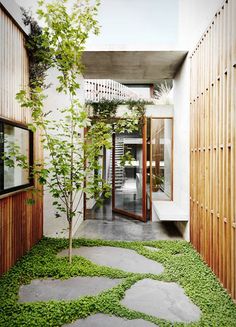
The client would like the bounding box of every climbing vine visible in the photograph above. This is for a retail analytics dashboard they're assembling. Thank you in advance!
[86,98,153,122]
[126,99,153,118]
[21,8,51,89]
[86,99,122,119]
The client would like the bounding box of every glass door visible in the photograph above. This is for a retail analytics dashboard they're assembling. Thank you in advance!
[112,120,147,221]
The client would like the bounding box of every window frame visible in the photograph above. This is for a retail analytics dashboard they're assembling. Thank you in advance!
[150,117,174,202]
[0,118,34,196]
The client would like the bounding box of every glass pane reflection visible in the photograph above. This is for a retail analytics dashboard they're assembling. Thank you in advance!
[151,118,172,201]
[114,131,143,217]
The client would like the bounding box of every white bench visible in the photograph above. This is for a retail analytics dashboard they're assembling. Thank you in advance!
[152,201,189,221]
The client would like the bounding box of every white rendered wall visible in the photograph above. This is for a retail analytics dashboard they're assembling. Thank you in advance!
[126,86,151,99]
[173,59,190,240]
[43,69,85,237]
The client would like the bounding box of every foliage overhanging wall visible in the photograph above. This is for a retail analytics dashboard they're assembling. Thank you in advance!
[190,0,236,299]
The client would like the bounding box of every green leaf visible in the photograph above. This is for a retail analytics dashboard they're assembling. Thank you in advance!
[26,198,35,205]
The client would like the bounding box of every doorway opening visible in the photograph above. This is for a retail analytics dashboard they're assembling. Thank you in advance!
[84,117,173,222]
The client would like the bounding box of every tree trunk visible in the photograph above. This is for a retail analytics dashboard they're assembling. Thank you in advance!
[68,220,73,264]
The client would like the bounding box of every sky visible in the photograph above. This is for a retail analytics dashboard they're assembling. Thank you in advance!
[15,0,179,48]
[87,0,179,47]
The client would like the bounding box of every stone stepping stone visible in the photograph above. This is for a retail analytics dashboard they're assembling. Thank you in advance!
[18,277,121,302]
[63,313,158,327]
[58,246,164,274]
[121,279,201,323]
[144,246,160,252]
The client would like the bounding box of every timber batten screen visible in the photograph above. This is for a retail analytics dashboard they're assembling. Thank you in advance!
[190,0,236,300]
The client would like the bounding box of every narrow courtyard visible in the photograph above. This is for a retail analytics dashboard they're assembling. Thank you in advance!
[0,0,236,326]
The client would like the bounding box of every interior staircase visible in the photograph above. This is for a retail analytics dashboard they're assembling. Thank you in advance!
[108,139,125,189]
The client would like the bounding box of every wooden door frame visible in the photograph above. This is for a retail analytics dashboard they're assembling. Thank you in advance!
[149,116,153,221]
[112,117,147,222]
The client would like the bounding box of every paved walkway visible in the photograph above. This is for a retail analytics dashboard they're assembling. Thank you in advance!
[19,246,201,326]
[79,197,182,241]
[64,314,157,327]
[121,279,201,323]
[74,219,182,241]
[58,246,164,274]
[19,277,122,302]
[17,199,193,326]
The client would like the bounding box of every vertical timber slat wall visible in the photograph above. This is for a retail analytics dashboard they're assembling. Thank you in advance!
[0,7,43,275]
[190,0,236,300]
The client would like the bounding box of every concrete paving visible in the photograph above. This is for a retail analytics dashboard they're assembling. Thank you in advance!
[74,220,182,241]
[144,246,160,252]
[18,277,122,302]
[58,246,164,274]
[80,197,182,241]
[63,314,158,327]
[121,279,201,323]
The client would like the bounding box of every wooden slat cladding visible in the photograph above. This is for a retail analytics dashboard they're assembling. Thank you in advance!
[190,0,236,300]
[0,7,30,123]
[0,188,43,275]
[0,8,43,275]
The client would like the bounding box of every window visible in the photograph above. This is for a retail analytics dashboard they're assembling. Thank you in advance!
[150,118,173,201]
[0,119,33,195]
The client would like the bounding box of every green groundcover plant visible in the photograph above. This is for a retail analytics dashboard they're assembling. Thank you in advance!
[0,238,236,327]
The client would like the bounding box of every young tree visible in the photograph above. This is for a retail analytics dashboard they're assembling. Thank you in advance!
[9,0,103,264]
[3,0,143,264]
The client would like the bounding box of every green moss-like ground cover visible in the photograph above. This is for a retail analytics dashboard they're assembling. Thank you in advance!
[0,238,236,327]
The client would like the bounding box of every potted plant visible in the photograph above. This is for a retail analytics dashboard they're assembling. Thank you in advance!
[152,174,164,192]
